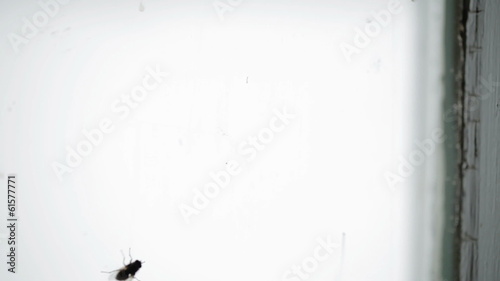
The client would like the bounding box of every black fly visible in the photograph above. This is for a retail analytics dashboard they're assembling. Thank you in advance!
[102,249,144,281]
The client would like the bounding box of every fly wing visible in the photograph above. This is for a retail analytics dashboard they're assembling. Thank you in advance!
[108,269,133,281]
[107,271,120,281]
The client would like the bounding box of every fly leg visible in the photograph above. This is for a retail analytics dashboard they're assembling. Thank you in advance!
[121,249,127,266]
[128,248,133,264]
[101,269,119,274]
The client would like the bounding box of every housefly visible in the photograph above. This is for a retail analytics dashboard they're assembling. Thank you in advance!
[102,249,144,281]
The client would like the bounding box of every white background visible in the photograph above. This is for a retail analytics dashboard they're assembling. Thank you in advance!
[0,0,422,281]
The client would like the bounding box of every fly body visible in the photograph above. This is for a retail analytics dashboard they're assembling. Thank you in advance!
[103,249,144,281]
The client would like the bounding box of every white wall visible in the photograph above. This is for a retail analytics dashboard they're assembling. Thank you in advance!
[0,1,438,281]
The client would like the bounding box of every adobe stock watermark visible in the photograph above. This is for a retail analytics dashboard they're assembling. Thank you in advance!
[51,65,169,182]
[213,0,244,21]
[385,74,500,188]
[443,74,500,126]
[464,74,500,113]
[8,0,71,54]
[178,105,296,224]
[384,128,445,188]
[340,0,403,63]
[282,233,345,281]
